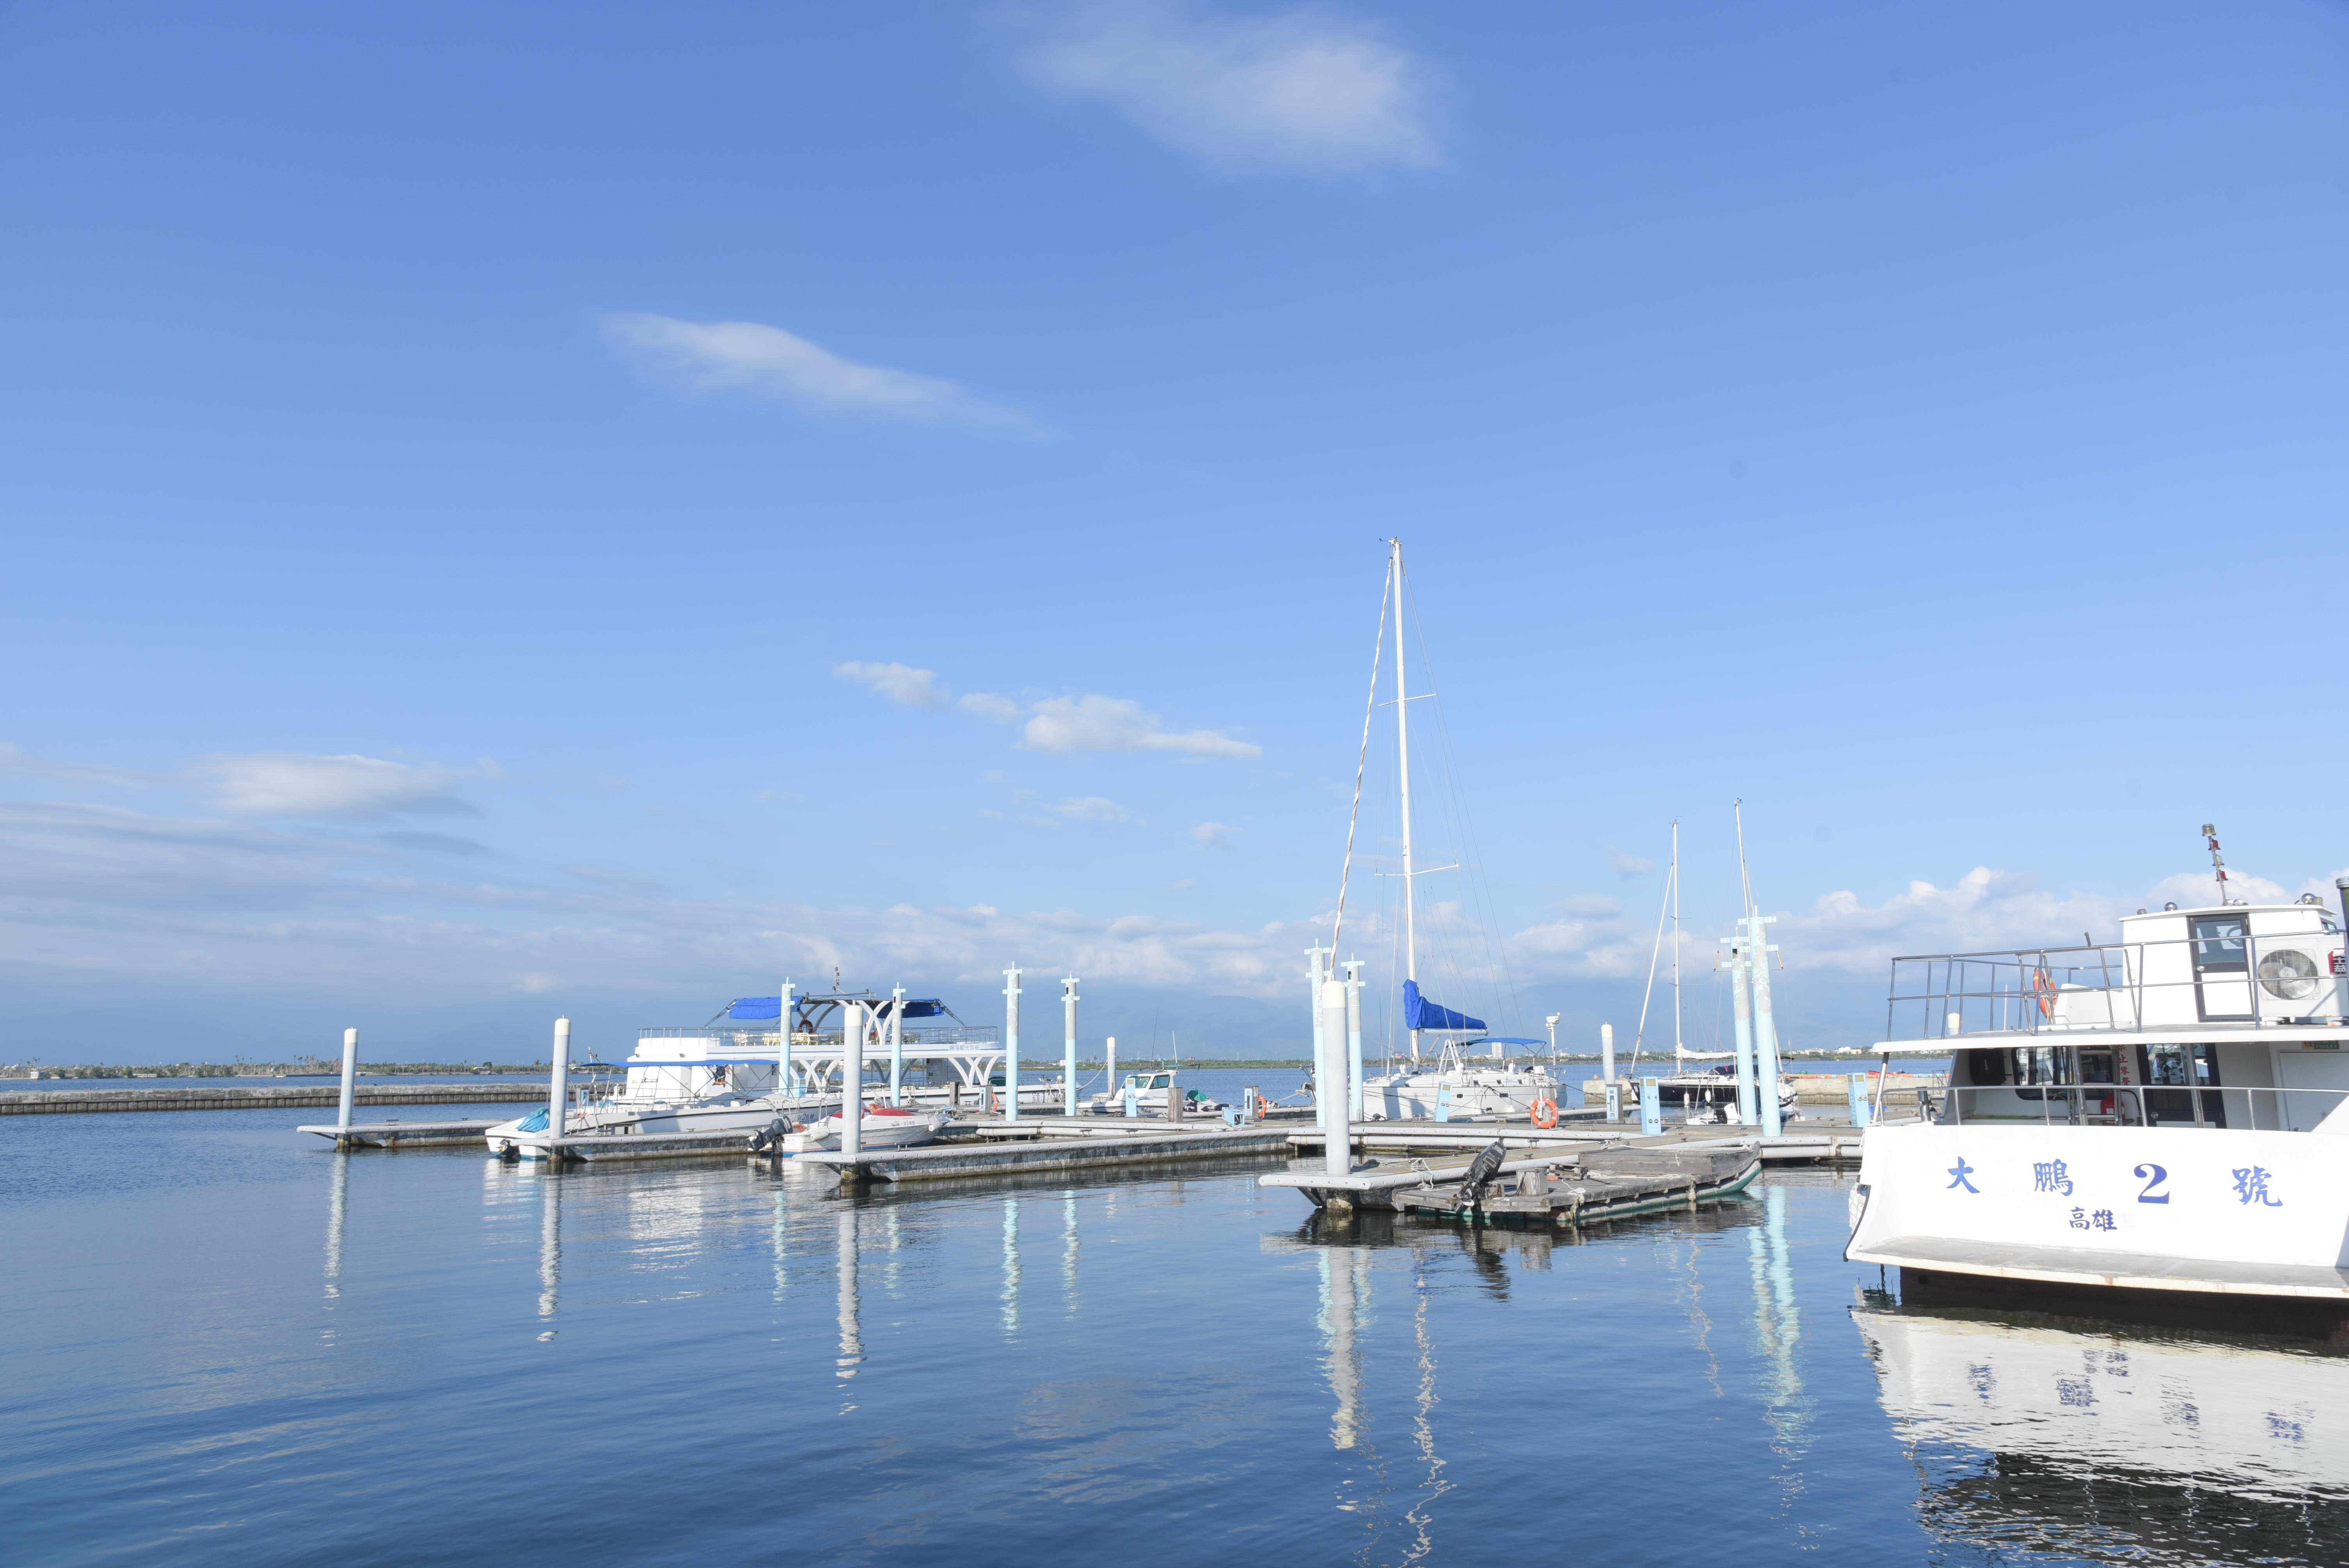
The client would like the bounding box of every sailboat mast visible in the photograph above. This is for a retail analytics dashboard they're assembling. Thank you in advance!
[1391,538,1418,1062]
[1671,818,1683,1068]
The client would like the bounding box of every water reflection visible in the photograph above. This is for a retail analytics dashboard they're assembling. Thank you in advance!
[836,1208,862,1406]
[1317,1245,1370,1449]
[321,1153,348,1322]
[1001,1196,1021,1338]
[1748,1185,1812,1522]
[537,1171,561,1333]
[1062,1193,1080,1319]
[1857,1305,2349,1563]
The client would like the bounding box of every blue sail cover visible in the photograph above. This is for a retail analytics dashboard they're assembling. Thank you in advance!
[726,996,947,1020]
[1402,980,1485,1033]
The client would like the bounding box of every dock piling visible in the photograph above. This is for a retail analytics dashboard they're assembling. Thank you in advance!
[1002,966,1022,1124]
[1319,979,1351,1179]
[547,1016,571,1160]
[841,1002,863,1158]
[335,1027,358,1145]
[1061,975,1080,1117]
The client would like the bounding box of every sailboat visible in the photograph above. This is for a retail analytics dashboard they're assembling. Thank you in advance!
[1344,539,1561,1123]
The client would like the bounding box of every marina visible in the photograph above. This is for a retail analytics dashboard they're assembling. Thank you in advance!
[13,1100,2347,1566]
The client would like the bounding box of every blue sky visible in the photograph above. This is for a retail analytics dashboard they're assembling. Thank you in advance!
[4,2,2346,1063]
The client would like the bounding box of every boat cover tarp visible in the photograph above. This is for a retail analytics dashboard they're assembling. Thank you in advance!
[1403,980,1484,1033]
[726,996,947,1020]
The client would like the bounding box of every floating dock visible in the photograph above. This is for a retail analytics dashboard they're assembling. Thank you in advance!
[298,1118,505,1149]
[5,1082,546,1116]
[1285,1117,1873,1165]
[791,1122,1294,1191]
[1262,1136,1763,1221]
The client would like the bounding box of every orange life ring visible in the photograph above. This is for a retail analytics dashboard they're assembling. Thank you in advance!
[1530,1097,1558,1129]
[1257,1094,1273,1117]
[2031,965,2057,1019]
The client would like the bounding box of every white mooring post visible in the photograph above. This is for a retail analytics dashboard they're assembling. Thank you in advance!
[1748,913,1784,1137]
[1343,959,1365,1121]
[1728,939,1757,1126]
[840,1002,863,1158]
[1320,979,1352,1179]
[548,1016,571,1158]
[1061,975,1080,1117]
[1002,966,1022,1123]
[1600,1021,1616,1091]
[779,978,796,1099]
[1306,946,1330,1132]
[889,984,905,1108]
[336,1027,359,1131]
[1105,1036,1116,1113]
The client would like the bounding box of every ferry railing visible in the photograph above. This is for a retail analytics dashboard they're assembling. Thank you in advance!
[633,1025,1003,1049]
[1931,1082,2349,1132]
[1884,930,2346,1041]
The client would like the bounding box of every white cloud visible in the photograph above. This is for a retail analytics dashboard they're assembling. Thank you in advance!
[1022,694,1260,758]
[960,692,1025,723]
[1192,821,1238,847]
[834,660,949,708]
[1007,1,1440,173]
[1607,846,1654,878]
[604,313,1028,427]
[1055,796,1136,823]
[191,753,489,820]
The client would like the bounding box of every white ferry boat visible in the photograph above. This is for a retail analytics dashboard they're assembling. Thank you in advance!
[485,988,1058,1156]
[1846,871,2349,1332]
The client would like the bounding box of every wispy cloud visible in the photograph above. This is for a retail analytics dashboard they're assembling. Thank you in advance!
[191,753,493,821]
[0,743,154,789]
[605,313,1030,428]
[855,674,1259,760]
[1192,821,1238,847]
[1021,694,1260,758]
[1054,796,1136,823]
[1607,846,1654,878]
[959,692,1024,723]
[1005,0,1440,174]
[834,661,950,708]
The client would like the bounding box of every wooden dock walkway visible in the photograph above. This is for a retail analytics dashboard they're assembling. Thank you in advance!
[4,1082,547,1116]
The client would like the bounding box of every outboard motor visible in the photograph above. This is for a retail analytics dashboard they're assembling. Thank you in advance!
[1460,1138,1509,1211]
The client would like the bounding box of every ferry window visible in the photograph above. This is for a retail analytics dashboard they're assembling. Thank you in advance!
[2322,912,2340,933]
[1962,1049,2010,1086]
[2190,914,2248,972]
[2146,1046,2191,1087]
[2078,1049,2116,1086]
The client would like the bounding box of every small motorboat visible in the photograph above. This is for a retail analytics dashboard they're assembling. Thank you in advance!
[781,1102,953,1153]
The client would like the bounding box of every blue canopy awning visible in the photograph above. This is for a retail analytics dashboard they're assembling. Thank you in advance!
[727,996,947,1020]
[1403,980,1485,1033]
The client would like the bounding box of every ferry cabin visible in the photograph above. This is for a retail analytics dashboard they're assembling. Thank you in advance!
[1847,893,2349,1320]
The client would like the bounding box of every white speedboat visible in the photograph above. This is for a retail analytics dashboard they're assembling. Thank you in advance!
[1847,863,2349,1330]
[780,1103,953,1153]
[1087,1071,1223,1116]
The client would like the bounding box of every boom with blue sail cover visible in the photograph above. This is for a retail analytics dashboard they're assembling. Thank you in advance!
[1402,980,1485,1033]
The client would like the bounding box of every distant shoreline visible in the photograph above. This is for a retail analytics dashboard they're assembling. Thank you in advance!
[2,1047,1934,1081]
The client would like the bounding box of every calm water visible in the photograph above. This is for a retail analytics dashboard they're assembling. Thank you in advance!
[5,1095,2344,1566]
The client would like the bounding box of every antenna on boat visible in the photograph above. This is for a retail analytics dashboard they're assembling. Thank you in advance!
[1671,819,1684,1071]
[2203,823,2236,904]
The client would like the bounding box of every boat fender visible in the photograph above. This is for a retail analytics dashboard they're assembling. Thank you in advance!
[1530,1097,1558,1130]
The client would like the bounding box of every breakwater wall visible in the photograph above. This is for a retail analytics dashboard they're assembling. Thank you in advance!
[0,1083,548,1116]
